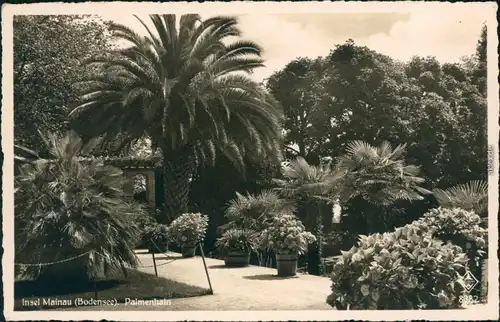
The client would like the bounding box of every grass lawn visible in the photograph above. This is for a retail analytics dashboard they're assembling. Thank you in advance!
[14,268,212,311]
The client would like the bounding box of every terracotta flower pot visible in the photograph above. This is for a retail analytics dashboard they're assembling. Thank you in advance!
[276,253,298,276]
[224,250,251,267]
[181,244,196,258]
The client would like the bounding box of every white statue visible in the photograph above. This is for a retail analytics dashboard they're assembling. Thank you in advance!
[332,198,342,224]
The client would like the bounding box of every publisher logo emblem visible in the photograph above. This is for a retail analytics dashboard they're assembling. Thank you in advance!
[461,271,479,293]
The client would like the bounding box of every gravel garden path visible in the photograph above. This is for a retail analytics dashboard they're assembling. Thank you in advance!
[57,250,491,313]
[132,250,333,311]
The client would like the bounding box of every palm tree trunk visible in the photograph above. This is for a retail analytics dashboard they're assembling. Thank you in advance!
[161,146,195,224]
[306,202,323,276]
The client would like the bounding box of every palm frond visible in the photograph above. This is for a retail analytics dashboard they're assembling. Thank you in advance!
[433,180,488,216]
[338,141,429,206]
[71,14,282,172]
[15,132,144,280]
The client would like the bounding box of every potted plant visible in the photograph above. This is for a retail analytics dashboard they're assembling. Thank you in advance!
[260,214,316,276]
[144,223,169,253]
[215,228,259,267]
[135,211,158,249]
[168,213,209,258]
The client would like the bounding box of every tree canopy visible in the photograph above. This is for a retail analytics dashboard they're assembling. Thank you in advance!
[266,33,487,189]
[14,15,113,155]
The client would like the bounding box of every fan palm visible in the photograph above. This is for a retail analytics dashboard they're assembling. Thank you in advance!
[69,14,283,224]
[433,180,488,218]
[273,141,431,274]
[15,131,144,282]
[221,190,294,267]
[273,157,344,275]
[222,190,294,232]
[273,157,346,202]
[337,141,432,205]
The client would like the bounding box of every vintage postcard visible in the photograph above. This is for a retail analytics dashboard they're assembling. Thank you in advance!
[2,1,499,321]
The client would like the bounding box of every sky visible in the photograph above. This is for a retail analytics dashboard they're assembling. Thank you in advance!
[101,7,487,82]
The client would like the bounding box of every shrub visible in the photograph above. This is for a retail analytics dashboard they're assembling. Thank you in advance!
[326,222,468,309]
[419,207,487,253]
[215,228,260,253]
[15,132,143,282]
[135,210,158,247]
[143,223,169,251]
[260,214,316,255]
[168,213,209,245]
[418,207,488,299]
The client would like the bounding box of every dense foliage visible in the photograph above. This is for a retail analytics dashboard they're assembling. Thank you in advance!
[15,132,143,281]
[267,34,487,189]
[215,229,260,253]
[260,214,316,255]
[418,207,488,298]
[327,206,487,309]
[14,15,112,156]
[13,15,488,302]
[327,221,469,309]
[418,208,487,252]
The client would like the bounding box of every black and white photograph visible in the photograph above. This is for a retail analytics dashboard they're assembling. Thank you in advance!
[2,2,499,321]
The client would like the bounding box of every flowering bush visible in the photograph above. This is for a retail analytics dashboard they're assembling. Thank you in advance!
[167,213,209,245]
[326,222,468,310]
[419,207,487,252]
[260,214,316,255]
[418,207,488,299]
[215,229,260,253]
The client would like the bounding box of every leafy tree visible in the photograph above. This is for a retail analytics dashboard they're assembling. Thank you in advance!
[309,40,414,160]
[403,56,487,187]
[14,15,112,155]
[266,57,326,162]
[469,24,487,94]
[269,36,487,189]
[69,14,283,224]
[15,132,144,282]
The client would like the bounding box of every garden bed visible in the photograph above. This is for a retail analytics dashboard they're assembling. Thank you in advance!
[14,268,211,311]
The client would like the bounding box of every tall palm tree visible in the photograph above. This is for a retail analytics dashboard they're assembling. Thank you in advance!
[15,131,144,282]
[69,14,283,224]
